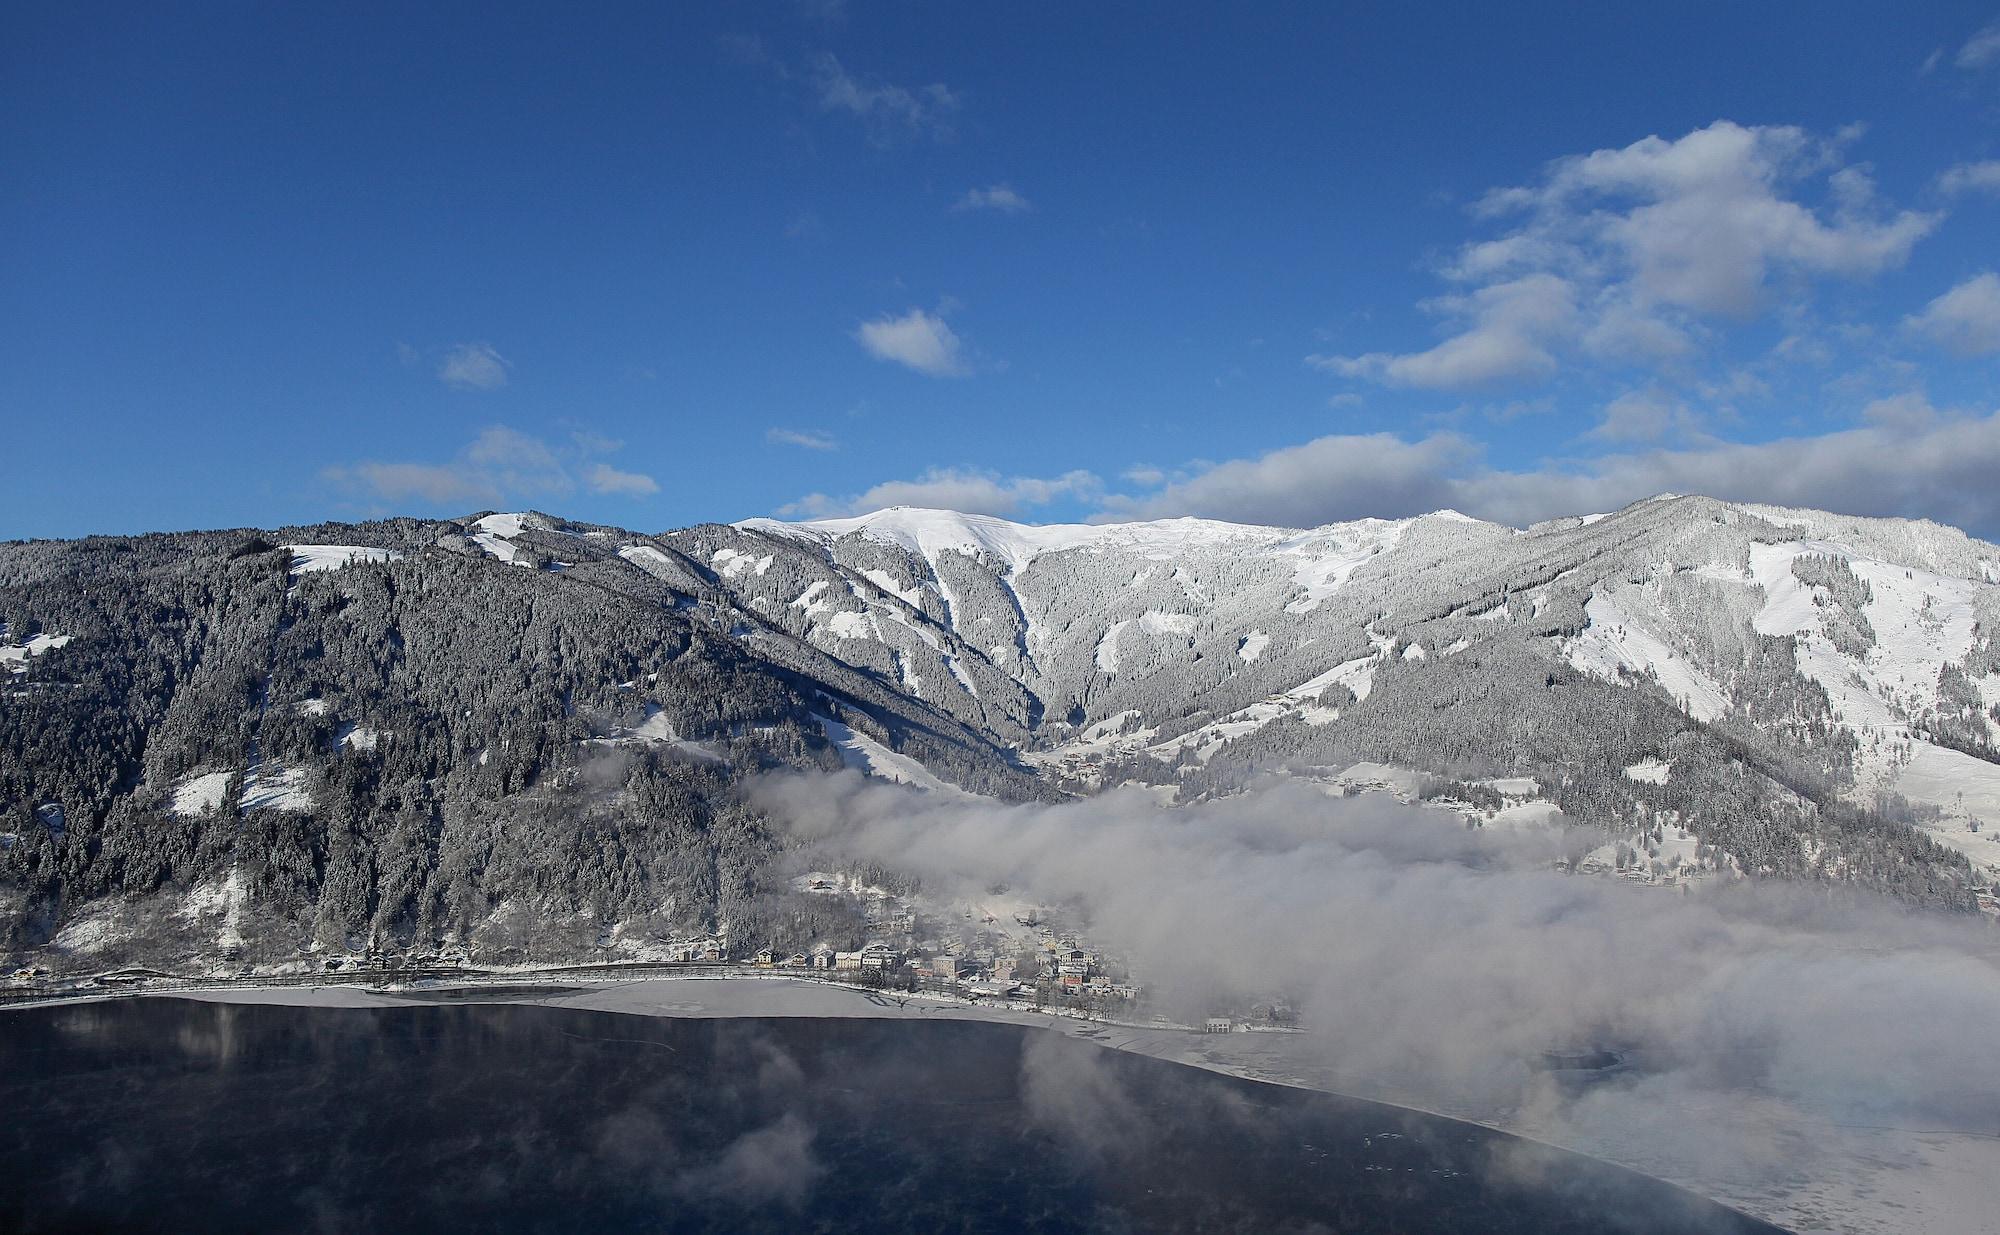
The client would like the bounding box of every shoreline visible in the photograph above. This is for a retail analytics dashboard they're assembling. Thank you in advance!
[9,971,1997,1234]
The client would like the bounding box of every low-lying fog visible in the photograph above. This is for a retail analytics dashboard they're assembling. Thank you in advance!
[752,770,2000,1226]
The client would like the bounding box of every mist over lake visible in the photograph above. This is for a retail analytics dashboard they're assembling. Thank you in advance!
[0,998,1781,1235]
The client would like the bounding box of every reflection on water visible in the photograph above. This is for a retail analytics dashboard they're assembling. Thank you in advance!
[0,999,1785,1234]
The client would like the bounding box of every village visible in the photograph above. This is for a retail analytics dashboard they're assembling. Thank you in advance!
[645,869,1153,1012]
[539,868,1301,1033]
[2,864,1305,1032]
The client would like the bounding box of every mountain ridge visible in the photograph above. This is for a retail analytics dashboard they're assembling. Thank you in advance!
[2,492,1995,974]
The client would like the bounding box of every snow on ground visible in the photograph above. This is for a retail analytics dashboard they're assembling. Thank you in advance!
[466,514,551,567]
[1751,540,1981,705]
[823,611,874,641]
[1289,655,1380,704]
[240,765,312,813]
[943,654,979,697]
[170,770,235,817]
[1020,711,1158,772]
[1281,522,1408,614]
[1094,621,1127,673]
[1483,798,1567,830]
[586,705,725,763]
[473,513,528,538]
[1146,699,1299,764]
[1623,759,1672,785]
[1139,610,1196,637]
[872,603,941,650]
[791,580,832,614]
[1564,592,1729,722]
[0,630,72,675]
[861,568,923,608]
[284,545,402,576]
[1895,742,2000,874]
[618,544,673,571]
[1237,630,1269,662]
[1317,761,1429,797]
[1745,539,1987,798]
[471,533,533,567]
[1481,777,1540,796]
[1746,542,1820,637]
[1095,650,1393,765]
[749,507,1293,577]
[812,713,962,794]
[1850,557,1981,687]
[51,912,120,955]
[713,547,775,579]
[179,873,229,923]
[335,723,381,752]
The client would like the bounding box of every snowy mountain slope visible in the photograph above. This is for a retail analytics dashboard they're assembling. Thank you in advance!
[713,497,2000,886]
[3,494,1997,979]
[715,507,1508,743]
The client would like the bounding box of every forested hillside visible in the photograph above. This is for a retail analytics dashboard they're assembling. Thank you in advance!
[2,496,1995,975]
[0,517,1039,972]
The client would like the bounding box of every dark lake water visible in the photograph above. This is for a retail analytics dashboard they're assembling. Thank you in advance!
[0,998,1784,1234]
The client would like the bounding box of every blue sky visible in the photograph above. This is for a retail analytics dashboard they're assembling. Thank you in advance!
[7,3,2000,539]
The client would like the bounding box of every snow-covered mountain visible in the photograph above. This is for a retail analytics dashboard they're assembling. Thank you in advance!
[3,493,1996,975]
[688,496,2000,883]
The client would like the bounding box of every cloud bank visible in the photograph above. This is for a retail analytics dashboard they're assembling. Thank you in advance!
[325,426,659,510]
[750,771,2000,1209]
[778,466,1101,520]
[1095,402,2000,534]
[1315,121,1936,391]
[796,396,2000,538]
[1906,273,2000,357]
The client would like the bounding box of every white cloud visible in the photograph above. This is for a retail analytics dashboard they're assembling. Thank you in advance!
[1955,19,2000,69]
[1102,433,1477,526]
[779,467,1101,519]
[1319,122,1938,390]
[437,342,511,391]
[330,460,507,507]
[1938,160,2000,196]
[1311,274,1575,389]
[810,53,958,143]
[326,426,657,509]
[1905,273,2000,356]
[585,462,661,497]
[766,427,839,451]
[953,184,1032,214]
[1586,388,1708,443]
[853,308,971,377]
[1101,403,2000,537]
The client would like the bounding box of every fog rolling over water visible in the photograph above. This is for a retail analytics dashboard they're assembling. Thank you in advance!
[753,771,2000,1190]
[0,999,1781,1235]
